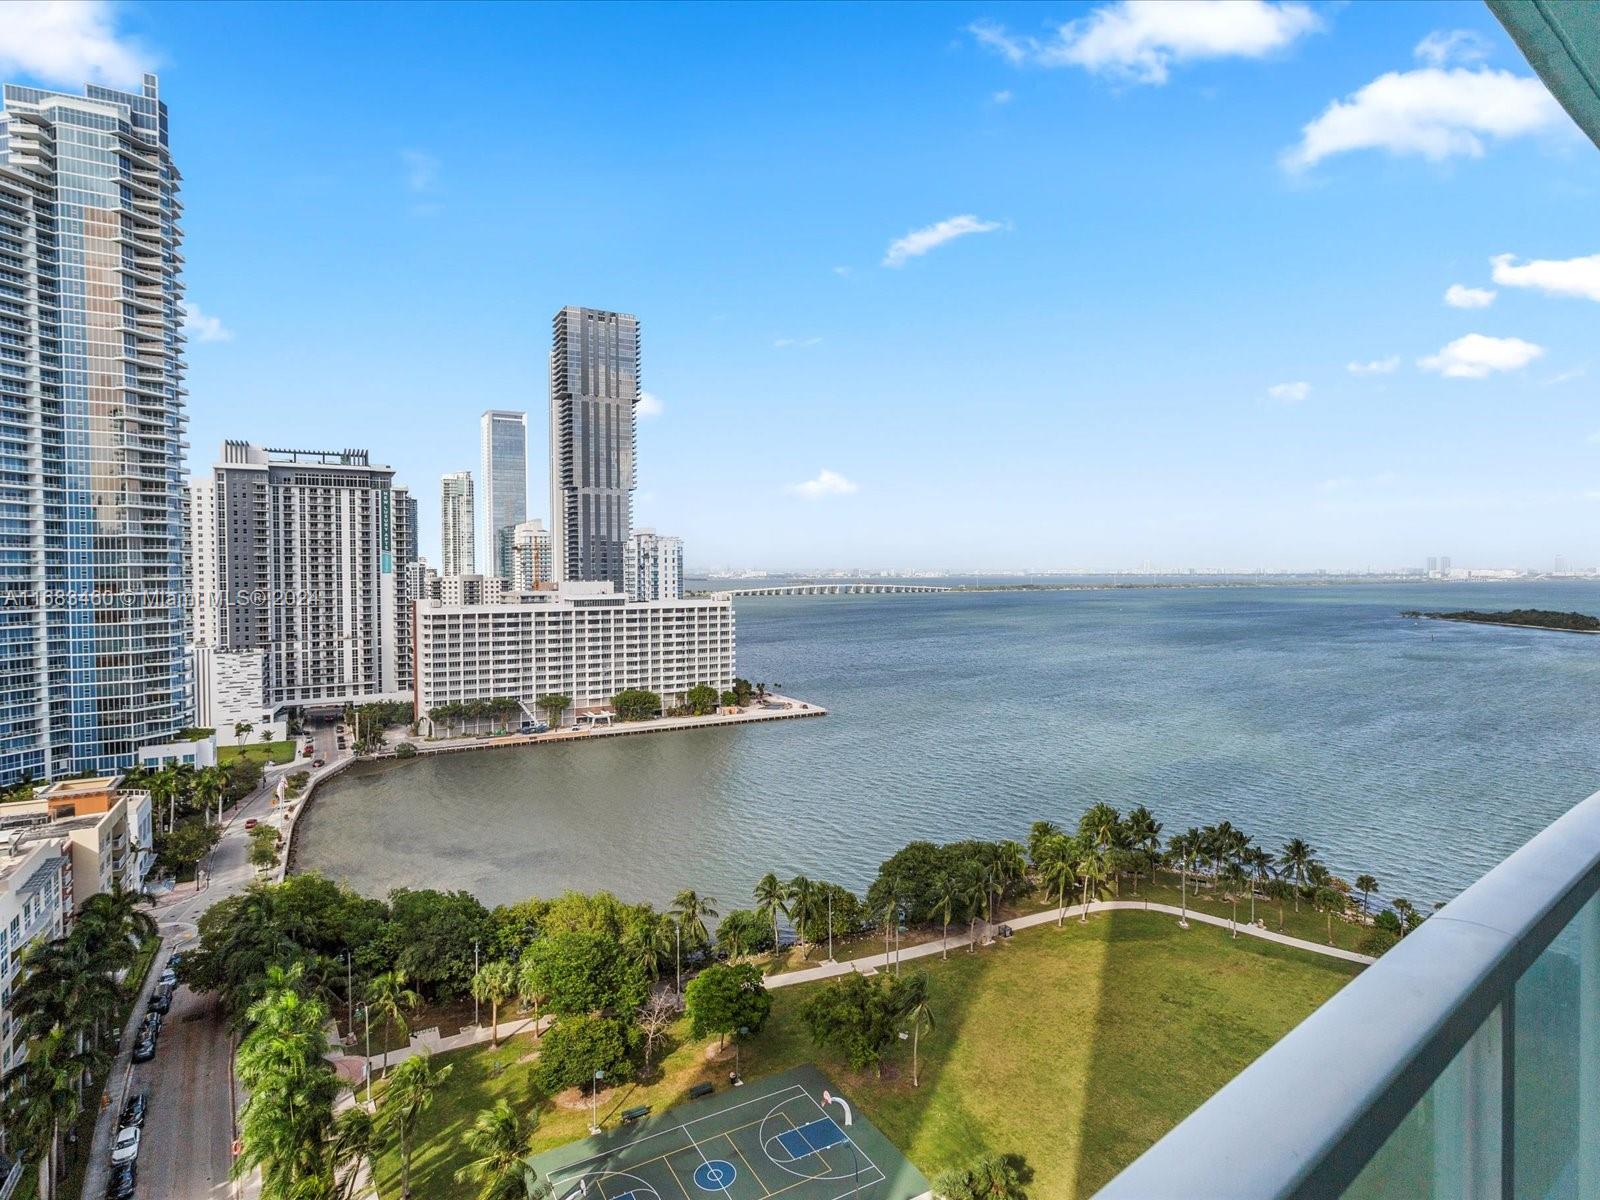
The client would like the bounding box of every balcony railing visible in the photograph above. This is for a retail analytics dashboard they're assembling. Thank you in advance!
[1096,787,1600,1199]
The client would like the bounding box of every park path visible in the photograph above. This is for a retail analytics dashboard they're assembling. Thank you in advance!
[335,899,1374,1080]
[763,898,1376,988]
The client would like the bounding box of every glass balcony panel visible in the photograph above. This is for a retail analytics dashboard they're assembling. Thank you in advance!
[1513,890,1600,1200]
[1343,1006,1502,1200]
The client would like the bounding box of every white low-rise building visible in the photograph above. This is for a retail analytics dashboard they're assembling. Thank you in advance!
[193,646,287,744]
[414,582,734,722]
[0,830,72,1074]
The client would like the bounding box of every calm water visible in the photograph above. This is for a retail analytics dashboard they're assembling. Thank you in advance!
[293,582,1600,911]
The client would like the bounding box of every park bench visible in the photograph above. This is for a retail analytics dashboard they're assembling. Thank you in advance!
[688,1082,714,1100]
[620,1105,651,1124]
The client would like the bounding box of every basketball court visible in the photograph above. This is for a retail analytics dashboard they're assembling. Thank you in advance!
[528,1065,930,1200]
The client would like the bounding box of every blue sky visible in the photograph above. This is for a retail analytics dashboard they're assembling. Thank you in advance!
[3,1,1598,571]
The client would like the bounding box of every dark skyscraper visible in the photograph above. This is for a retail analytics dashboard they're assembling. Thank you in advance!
[549,306,638,588]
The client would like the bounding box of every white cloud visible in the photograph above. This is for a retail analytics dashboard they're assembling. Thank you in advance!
[1347,356,1400,375]
[1547,366,1587,387]
[400,149,440,193]
[832,265,852,277]
[1418,333,1544,379]
[773,337,822,349]
[1283,67,1564,171]
[636,390,663,418]
[788,469,859,500]
[1445,283,1496,309]
[180,301,232,344]
[992,89,1014,105]
[882,214,1003,268]
[1414,29,1491,68]
[1267,380,1311,402]
[970,1,1321,86]
[0,1,150,87]
[1490,252,1600,302]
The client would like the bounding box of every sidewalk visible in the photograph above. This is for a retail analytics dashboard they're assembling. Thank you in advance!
[763,898,1376,989]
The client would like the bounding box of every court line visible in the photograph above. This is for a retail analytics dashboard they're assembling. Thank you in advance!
[662,1154,696,1200]
[548,1084,811,1180]
[553,1100,815,1185]
[794,1092,887,1191]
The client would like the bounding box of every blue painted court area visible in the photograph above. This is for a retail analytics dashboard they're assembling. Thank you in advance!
[774,1118,848,1159]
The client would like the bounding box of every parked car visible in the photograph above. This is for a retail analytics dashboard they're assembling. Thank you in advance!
[244,818,258,830]
[158,967,176,987]
[132,1033,156,1063]
[302,744,313,757]
[110,1125,141,1165]
[142,1012,162,1038]
[120,1091,148,1129]
[312,758,325,768]
[146,987,170,1016]
[106,1161,136,1200]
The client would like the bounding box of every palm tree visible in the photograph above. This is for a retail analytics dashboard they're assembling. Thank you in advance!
[931,871,960,958]
[1244,846,1275,926]
[1037,836,1076,928]
[753,872,788,957]
[454,1099,538,1200]
[516,954,551,1037]
[932,1152,1029,1200]
[470,960,518,1046]
[1079,803,1123,853]
[385,1051,454,1198]
[622,914,672,982]
[904,988,935,1088]
[1,1026,106,1200]
[1279,838,1318,912]
[234,719,253,747]
[365,970,420,1076]
[1356,874,1379,914]
[669,889,718,949]
[1169,827,1202,928]
[1124,805,1162,894]
[1074,846,1106,925]
[784,877,818,951]
[1221,862,1249,937]
[1026,820,1063,868]
[194,764,227,825]
[957,867,987,953]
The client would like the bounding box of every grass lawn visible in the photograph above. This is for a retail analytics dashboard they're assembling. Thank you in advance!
[370,910,1360,1200]
[218,739,296,766]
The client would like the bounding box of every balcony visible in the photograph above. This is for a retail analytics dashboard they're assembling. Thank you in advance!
[1096,788,1600,1199]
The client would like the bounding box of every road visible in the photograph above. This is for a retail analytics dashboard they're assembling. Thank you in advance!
[82,723,344,1200]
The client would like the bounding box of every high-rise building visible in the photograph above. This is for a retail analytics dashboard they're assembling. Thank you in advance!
[200,442,406,709]
[393,485,419,689]
[511,520,554,590]
[480,411,527,579]
[440,471,475,576]
[624,529,684,601]
[549,307,639,589]
[0,76,188,783]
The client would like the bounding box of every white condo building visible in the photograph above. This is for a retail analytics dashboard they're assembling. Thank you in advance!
[624,529,684,601]
[193,443,408,710]
[512,520,554,590]
[414,583,734,721]
[440,470,476,576]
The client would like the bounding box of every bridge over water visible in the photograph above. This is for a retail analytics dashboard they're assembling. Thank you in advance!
[705,582,952,599]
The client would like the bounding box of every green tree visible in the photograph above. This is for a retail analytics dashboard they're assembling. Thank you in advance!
[670,888,719,952]
[799,970,929,1078]
[903,976,935,1087]
[1279,837,1319,912]
[753,872,788,955]
[610,688,662,721]
[1025,821,1063,869]
[366,970,420,1076]
[713,909,772,958]
[453,1099,539,1200]
[932,1152,1030,1200]
[384,1050,453,1199]
[685,962,773,1048]
[249,824,280,870]
[1355,874,1379,914]
[533,1014,637,1094]
[535,693,571,729]
[1,1026,107,1200]
[519,930,649,1019]
[685,683,719,716]
[470,960,519,1047]
[388,888,491,999]
[1035,835,1078,928]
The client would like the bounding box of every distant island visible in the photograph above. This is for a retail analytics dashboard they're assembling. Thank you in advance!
[1402,608,1600,634]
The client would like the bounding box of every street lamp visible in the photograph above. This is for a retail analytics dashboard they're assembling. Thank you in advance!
[473,940,480,1028]
[733,1025,749,1085]
[590,1070,605,1135]
[342,950,354,1037]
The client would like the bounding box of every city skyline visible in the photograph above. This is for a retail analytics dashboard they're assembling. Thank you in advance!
[2,3,1597,577]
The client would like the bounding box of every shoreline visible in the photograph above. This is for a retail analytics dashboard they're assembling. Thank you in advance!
[1405,612,1600,636]
[282,695,827,876]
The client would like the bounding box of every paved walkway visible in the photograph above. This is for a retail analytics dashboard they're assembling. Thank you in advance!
[764,898,1375,988]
